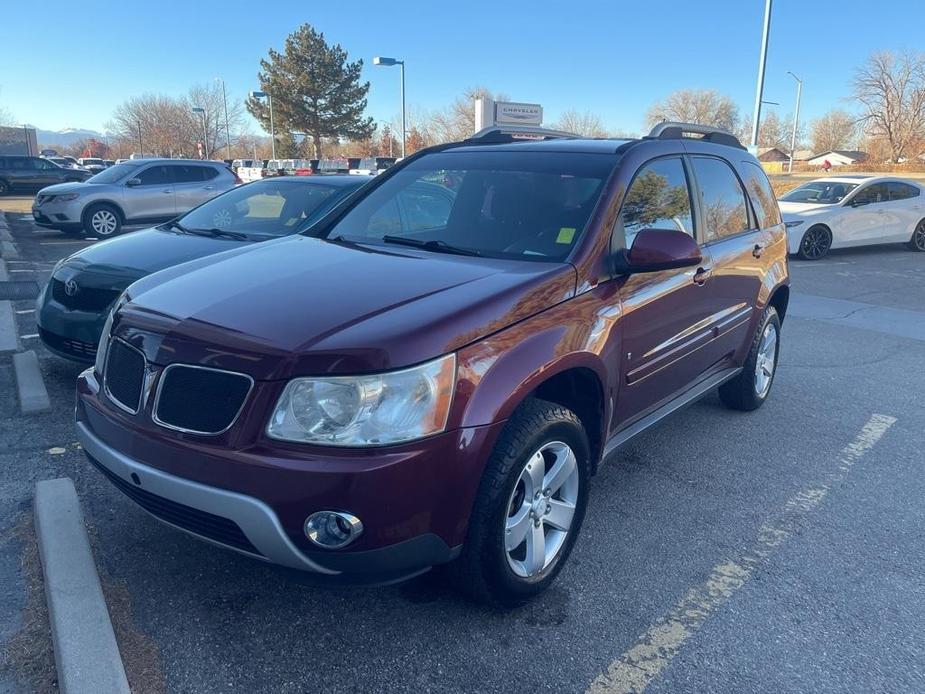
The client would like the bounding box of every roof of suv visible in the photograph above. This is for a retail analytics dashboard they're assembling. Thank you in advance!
[448,138,634,155]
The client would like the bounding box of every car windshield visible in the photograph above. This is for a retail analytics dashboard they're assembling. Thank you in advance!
[86,161,142,183]
[319,150,615,261]
[83,159,103,165]
[780,181,858,204]
[178,179,356,238]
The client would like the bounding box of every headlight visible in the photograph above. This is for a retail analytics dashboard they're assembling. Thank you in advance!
[267,354,456,446]
[784,220,804,228]
[94,292,129,377]
[57,193,80,202]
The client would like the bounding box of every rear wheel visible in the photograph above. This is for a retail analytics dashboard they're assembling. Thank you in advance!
[798,225,831,260]
[82,203,122,237]
[719,306,781,411]
[448,398,590,606]
[909,219,925,252]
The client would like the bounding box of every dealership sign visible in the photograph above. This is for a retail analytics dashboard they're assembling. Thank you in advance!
[494,102,543,126]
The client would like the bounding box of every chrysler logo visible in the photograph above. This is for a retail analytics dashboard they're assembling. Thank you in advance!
[64,279,80,297]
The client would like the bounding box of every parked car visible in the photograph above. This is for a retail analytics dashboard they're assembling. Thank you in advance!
[103,159,116,167]
[42,156,82,170]
[779,175,925,259]
[0,155,91,195]
[32,159,237,236]
[349,157,396,176]
[78,157,107,174]
[38,175,366,362]
[76,122,789,605]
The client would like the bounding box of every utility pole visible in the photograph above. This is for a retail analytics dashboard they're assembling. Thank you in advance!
[787,71,803,174]
[750,0,773,150]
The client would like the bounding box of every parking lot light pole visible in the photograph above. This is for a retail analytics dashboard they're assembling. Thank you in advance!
[191,107,208,159]
[750,0,773,150]
[787,71,803,174]
[216,77,232,159]
[249,91,276,159]
[373,56,405,158]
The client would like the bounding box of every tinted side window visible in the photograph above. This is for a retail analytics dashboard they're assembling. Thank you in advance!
[620,157,694,247]
[9,158,34,170]
[169,165,210,183]
[135,166,169,185]
[691,157,750,241]
[889,182,920,200]
[854,183,888,204]
[202,167,219,181]
[741,162,782,229]
[32,158,54,170]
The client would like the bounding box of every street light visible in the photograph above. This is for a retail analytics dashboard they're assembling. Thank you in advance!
[216,77,232,159]
[749,0,773,150]
[191,107,208,159]
[373,56,405,158]
[249,91,275,159]
[787,71,803,174]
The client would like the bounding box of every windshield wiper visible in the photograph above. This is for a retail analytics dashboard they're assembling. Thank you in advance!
[185,227,249,241]
[381,234,481,257]
[161,219,192,234]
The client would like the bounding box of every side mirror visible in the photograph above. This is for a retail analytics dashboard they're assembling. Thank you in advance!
[614,228,702,275]
[125,178,141,187]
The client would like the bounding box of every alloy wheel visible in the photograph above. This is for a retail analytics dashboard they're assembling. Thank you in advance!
[913,221,925,251]
[754,321,778,398]
[800,227,830,259]
[91,210,118,235]
[212,209,233,228]
[504,440,580,578]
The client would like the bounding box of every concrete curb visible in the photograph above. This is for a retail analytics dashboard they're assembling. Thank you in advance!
[0,300,18,353]
[0,240,18,259]
[34,478,130,694]
[0,258,8,281]
[13,350,50,413]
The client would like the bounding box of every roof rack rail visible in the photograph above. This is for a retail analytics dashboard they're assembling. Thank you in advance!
[468,125,577,143]
[648,121,744,150]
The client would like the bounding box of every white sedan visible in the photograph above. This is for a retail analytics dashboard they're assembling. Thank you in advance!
[778,175,925,259]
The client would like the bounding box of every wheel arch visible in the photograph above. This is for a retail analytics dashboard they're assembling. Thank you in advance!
[767,284,790,323]
[82,200,126,223]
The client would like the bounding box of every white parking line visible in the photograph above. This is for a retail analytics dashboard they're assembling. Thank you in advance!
[20,333,39,339]
[586,413,897,694]
[15,309,35,315]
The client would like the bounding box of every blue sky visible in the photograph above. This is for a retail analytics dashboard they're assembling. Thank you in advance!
[2,0,923,136]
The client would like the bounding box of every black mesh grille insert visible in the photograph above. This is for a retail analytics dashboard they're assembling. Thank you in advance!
[39,327,98,361]
[51,278,120,312]
[87,454,262,556]
[105,340,145,412]
[155,366,252,434]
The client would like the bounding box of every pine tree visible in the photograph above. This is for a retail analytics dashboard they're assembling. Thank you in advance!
[247,24,374,159]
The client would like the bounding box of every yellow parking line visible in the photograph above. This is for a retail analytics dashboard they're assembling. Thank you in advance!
[586,413,898,694]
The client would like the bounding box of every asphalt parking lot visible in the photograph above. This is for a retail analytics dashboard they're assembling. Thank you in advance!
[1,208,924,693]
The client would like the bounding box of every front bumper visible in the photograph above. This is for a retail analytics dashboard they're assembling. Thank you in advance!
[37,285,113,362]
[32,198,85,228]
[76,369,504,577]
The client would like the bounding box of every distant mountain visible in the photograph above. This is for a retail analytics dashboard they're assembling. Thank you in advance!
[26,125,107,147]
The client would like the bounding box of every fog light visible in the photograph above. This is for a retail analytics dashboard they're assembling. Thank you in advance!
[304,511,363,549]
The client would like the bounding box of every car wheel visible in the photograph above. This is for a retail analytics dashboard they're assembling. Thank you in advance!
[908,218,925,252]
[83,204,122,237]
[448,398,590,606]
[797,225,831,260]
[0,180,8,196]
[719,305,781,411]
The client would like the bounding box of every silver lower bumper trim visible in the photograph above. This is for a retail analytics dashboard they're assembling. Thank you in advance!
[76,420,338,574]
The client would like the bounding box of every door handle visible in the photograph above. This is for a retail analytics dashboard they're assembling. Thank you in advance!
[752,243,765,258]
[162,189,173,194]
[693,266,711,286]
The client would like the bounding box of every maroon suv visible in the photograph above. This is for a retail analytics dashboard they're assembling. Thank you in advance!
[76,122,789,605]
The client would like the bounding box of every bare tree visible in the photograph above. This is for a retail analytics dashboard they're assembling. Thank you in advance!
[758,110,796,151]
[853,50,925,162]
[553,109,608,137]
[188,82,244,158]
[428,87,508,143]
[646,89,741,133]
[810,110,858,153]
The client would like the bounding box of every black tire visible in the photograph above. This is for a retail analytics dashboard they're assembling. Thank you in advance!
[908,218,925,252]
[719,306,781,411]
[0,179,9,196]
[59,228,84,236]
[797,224,831,260]
[82,203,122,236]
[447,398,590,607]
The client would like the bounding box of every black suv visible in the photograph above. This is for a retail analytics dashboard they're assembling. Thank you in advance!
[0,155,91,195]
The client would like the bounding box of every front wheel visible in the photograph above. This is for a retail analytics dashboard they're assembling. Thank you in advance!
[83,203,122,237]
[798,225,832,260]
[448,398,590,606]
[719,306,781,411]
[909,219,925,252]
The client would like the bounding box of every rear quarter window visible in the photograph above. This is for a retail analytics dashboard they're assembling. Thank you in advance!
[741,161,782,229]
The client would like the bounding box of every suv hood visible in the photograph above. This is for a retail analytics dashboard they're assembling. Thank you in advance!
[38,181,91,196]
[118,236,576,379]
[62,227,254,282]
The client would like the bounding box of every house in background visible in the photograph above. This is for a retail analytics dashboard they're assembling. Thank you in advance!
[806,150,868,167]
[793,149,815,162]
[757,147,789,162]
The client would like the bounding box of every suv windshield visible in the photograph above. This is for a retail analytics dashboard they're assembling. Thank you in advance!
[780,181,857,204]
[177,179,349,238]
[321,150,615,261]
[86,161,142,183]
